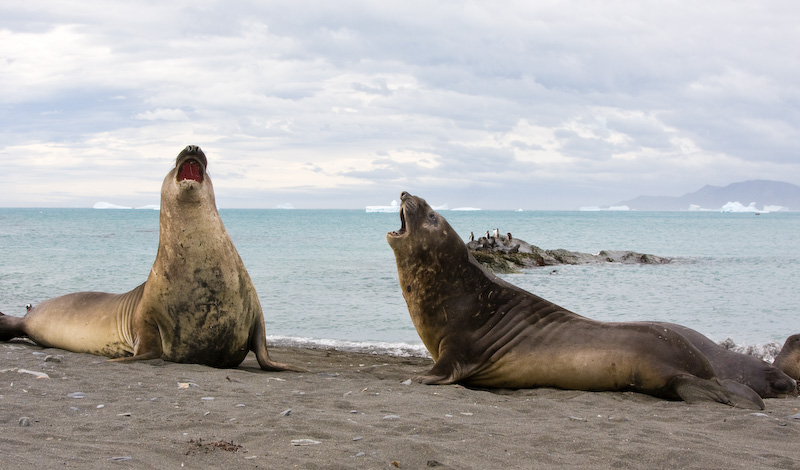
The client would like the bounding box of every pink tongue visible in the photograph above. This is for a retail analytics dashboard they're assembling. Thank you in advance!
[178,161,203,182]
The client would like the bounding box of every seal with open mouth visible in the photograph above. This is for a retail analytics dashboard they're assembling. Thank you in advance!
[0,145,301,372]
[387,191,764,408]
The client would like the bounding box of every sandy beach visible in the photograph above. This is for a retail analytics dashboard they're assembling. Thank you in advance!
[1,341,798,469]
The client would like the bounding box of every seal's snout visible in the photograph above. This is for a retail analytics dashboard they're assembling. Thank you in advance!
[175,145,208,183]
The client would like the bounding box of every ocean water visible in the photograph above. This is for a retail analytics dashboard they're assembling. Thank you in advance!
[1,208,798,357]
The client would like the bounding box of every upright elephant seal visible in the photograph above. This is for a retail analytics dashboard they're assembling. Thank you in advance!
[774,334,800,380]
[654,323,796,397]
[0,145,300,372]
[386,192,763,409]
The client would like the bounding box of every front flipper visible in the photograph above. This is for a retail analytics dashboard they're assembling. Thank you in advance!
[109,315,163,363]
[414,351,475,385]
[108,350,162,362]
[672,375,764,410]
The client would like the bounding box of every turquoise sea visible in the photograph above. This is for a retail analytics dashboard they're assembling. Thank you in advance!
[1,208,798,356]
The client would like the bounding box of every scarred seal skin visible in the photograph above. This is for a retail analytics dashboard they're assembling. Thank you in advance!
[0,146,301,372]
[774,334,800,381]
[387,192,764,409]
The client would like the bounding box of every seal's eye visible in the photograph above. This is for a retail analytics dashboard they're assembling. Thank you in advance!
[427,212,438,227]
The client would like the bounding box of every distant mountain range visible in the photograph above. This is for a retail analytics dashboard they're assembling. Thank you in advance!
[613,180,800,211]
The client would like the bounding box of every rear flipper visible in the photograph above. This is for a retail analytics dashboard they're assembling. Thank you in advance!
[672,375,764,410]
[0,312,27,342]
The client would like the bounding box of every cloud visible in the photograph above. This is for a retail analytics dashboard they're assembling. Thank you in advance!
[1,1,799,209]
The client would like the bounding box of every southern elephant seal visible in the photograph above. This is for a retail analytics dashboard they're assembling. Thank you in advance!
[386,192,763,409]
[654,323,796,397]
[774,334,800,380]
[0,145,300,372]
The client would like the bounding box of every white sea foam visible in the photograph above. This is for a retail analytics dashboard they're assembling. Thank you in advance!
[267,335,431,358]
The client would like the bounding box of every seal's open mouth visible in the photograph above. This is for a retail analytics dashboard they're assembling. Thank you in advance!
[177,159,204,183]
[388,208,406,238]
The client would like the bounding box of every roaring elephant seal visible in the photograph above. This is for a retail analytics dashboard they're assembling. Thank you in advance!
[654,323,796,397]
[0,145,300,372]
[774,334,800,380]
[386,192,763,409]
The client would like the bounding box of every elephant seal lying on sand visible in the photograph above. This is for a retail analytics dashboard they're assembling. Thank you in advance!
[386,192,763,409]
[0,145,300,372]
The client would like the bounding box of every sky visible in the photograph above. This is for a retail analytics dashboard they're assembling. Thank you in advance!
[2,1,799,210]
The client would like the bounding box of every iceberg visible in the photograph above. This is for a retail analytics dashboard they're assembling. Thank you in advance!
[366,200,400,213]
[93,201,132,209]
[719,201,768,213]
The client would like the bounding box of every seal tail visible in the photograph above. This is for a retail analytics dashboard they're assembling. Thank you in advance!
[0,311,27,342]
[672,375,764,410]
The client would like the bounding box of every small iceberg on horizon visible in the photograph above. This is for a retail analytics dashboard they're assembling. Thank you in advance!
[93,201,132,210]
[276,203,295,210]
[579,205,630,212]
[366,200,449,213]
[366,200,400,213]
[720,201,770,213]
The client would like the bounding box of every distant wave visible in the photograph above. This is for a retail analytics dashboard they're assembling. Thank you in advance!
[267,335,431,358]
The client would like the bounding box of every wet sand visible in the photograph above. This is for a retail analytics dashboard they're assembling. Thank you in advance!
[2,342,799,469]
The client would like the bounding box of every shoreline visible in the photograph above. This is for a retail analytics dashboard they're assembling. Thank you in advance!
[2,342,799,469]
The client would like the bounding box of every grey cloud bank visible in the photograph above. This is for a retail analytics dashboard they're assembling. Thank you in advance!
[1,1,799,209]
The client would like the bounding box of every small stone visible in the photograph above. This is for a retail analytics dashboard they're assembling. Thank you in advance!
[96,404,105,409]
[117,412,131,417]
[44,355,61,363]
[355,452,366,457]
[290,439,321,446]
[750,413,769,417]
[789,413,800,420]
[109,456,132,461]
[392,461,401,468]
[383,414,400,420]
[280,408,292,416]
[67,392,85,399]
[19,417,31,427]
[353,436,364,441]
[427,461,443,467]
[236,404,245,407]
[200,397,214,401]
[401,379,412,385]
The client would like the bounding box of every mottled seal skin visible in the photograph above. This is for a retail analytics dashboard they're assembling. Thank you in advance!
[0,145,300,372]
[655,323,796,398]
[774,334,800,381]
[387,192,764,409]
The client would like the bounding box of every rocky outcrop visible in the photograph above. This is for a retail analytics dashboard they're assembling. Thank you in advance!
[466,231,671,273]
